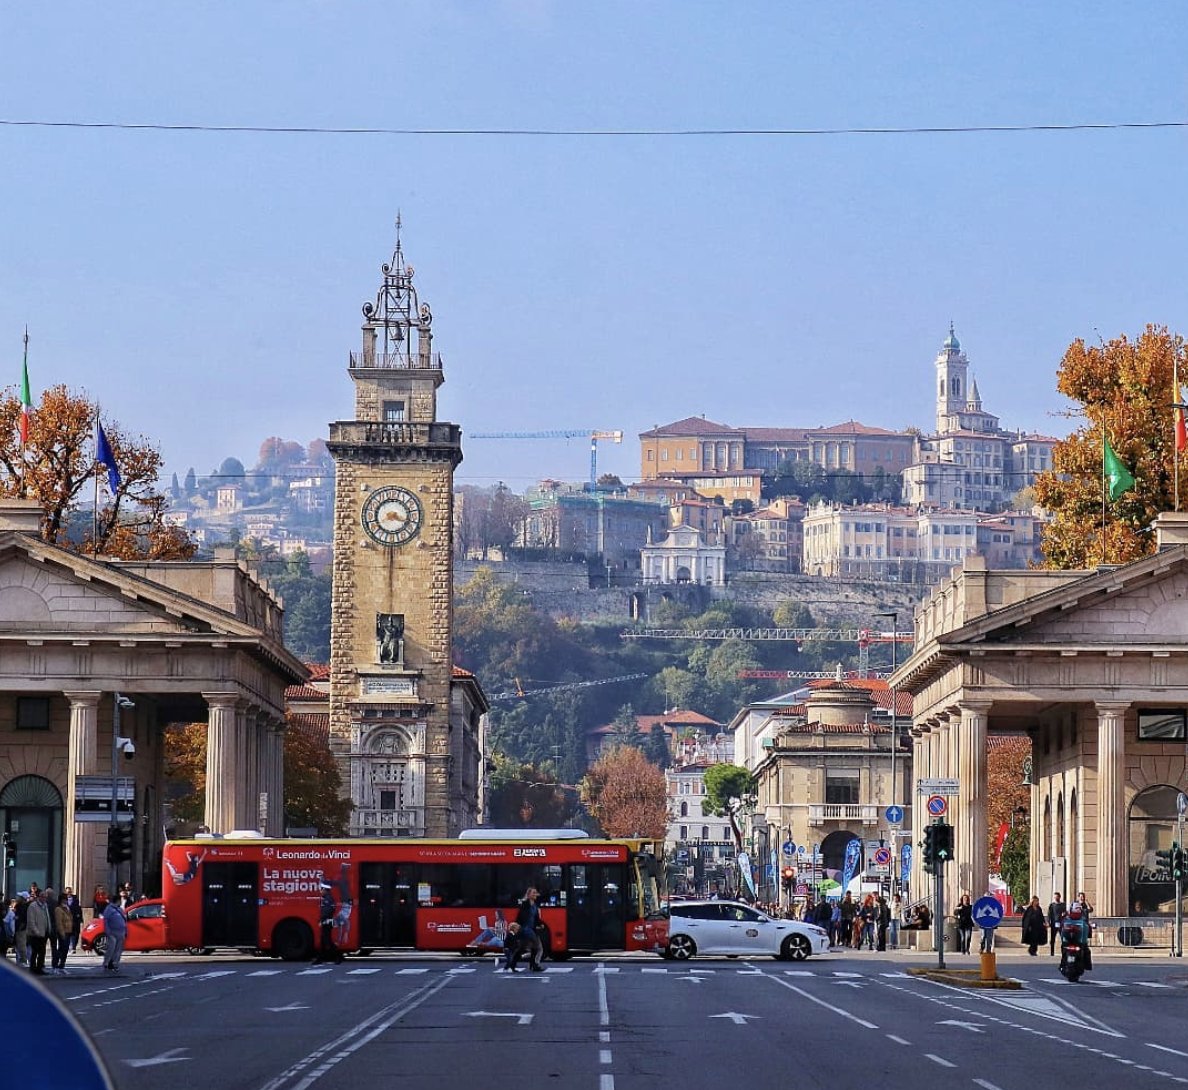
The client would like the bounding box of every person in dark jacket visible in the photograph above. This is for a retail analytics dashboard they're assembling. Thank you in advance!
[954,893,974,954]
[1046,892,1066,956]
[1020,895,1048,955]
[508,887,544,972]
[875,896,891,951]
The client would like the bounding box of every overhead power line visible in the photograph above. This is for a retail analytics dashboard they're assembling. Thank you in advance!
[0,118,1185,138]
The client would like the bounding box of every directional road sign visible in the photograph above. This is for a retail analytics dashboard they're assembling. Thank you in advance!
[1179,792,1187,818]
[782,841,795,857]
[884,805,904,825]
[926,795,948,817]
[972,896,1004,930]
[917,778,961,795]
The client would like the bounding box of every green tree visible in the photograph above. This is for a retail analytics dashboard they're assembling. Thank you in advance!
[1033,325,1182,568]
[486,755,580,828]
[265,553,332,662]
[702,764,754,849]
[610,704,645,749]
[999,822,1031,906]
[644,724,671,769]
[284,719,353,836]
[772,599,815,629]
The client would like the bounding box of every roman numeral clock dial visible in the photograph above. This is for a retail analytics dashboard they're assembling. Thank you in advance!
[361,486,423,547]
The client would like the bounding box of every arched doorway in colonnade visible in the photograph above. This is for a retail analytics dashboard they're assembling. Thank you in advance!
[0,775,63,898]
[1129,785,1182,915]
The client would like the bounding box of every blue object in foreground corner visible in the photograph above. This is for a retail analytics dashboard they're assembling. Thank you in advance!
[973,895,1005,930]
[0,959,114,1089]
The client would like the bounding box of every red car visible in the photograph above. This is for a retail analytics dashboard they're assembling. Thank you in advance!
[80,899,210,957]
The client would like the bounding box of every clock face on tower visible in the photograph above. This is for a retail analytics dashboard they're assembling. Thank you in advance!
[361,486,423,547]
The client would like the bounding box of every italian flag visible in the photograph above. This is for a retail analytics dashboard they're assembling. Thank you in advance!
[18,334,31,446]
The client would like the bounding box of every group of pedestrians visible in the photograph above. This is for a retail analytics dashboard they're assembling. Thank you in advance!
[2,885,86,975]
[2,881,134,976]
[1020,890,1094,958]
[495,886,546,973]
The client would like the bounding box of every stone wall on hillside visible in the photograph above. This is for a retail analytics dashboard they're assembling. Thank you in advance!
[455,559,929,629]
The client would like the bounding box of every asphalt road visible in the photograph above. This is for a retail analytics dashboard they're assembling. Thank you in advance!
[40,950,1188,1090]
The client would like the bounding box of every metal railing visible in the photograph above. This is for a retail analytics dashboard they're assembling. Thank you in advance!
[349,350,443,370]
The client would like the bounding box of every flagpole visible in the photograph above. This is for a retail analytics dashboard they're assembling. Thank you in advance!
[1102,425,1107,566]
[93,408,100,559]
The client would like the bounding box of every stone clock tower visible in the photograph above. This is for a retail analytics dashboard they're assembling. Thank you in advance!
[327,228,463,837]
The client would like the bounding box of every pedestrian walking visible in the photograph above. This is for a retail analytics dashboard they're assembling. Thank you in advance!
[889,895,903,950]
[43,887,60,971]
[101,900,127,972]
[26,889,51,975]
[875,895,891,951]
[954,893,974,954]
[64,887,83,953]
[495,922,522,972]
[1046,892,1066,956]
[1020,895,1047,956]
[508,887,544,972]
[314,881,344,963]
[52,894,73,973]
[13,892,29,966]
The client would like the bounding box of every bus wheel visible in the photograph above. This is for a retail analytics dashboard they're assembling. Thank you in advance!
[272,920,315,962]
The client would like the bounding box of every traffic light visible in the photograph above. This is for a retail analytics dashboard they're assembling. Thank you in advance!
[934,823,954,865]
[1174,843,1185,882]
[921,825,936,874]
[1156,845,1173,875]
[106,824,133,865]
[2,834,15,866]
[781,866,794,893]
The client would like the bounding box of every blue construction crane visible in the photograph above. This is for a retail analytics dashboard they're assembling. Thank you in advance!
[468,429,623,488]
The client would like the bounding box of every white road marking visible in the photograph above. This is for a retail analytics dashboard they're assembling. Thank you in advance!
[247,970,284,977]
[462,1011,533,1024]
[925,1054,956,1068]
[784,970,815,976]
[194,970,236,979]
[600,1076,614,1090]
[1150,1044,1188,1058]
[347,968,381,975]
[641,967,668,974]
[447,966,476,974]
[600,1050,612,1064]
[1137,981,1173,989]
[125,1048,189,1069]
[544,966,573,973]
[973,1080,1004,1090]
[394,967,429,974]
[298,968,334,976]
[886,1035,910,1045]
[767,976,878,1029]
[599,1031,610,1043]
[593,966,620,973]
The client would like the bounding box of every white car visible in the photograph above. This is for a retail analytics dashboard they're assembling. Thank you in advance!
[662,900,830,961]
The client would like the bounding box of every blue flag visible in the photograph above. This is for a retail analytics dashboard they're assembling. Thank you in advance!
[841,838,862,895]
[95,421,121,494]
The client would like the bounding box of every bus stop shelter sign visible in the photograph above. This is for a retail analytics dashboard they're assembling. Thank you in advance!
[3,960,114,1088]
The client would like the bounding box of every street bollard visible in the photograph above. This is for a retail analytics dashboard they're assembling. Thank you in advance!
[980,951,997,981]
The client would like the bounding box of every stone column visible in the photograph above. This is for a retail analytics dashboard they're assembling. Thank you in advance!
[62,692,102,896]
[1095,702,1128,917]
[269,718,286,836]
[957,701,991,899]
[203,694,241,834]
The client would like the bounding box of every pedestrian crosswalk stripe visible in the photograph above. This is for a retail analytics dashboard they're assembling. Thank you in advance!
[298,967,334,975]
[395,967,430,974]
[247,970,284,977]
[348,968,382,975]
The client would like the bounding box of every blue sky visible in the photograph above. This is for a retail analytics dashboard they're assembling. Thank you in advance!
[2,3,1186,491]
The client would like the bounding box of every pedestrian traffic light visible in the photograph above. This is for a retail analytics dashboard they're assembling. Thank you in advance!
[1156,845,1173,875]
[2,834,15,866]
[1174,843,1185,882]
[106,825,133,864]
[781,866,794,893]
[934,822,954,865]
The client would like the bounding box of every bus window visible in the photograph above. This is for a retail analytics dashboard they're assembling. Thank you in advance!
[538,865,563,907]
[493,865,538,907]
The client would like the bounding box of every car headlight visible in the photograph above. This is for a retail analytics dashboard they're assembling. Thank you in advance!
[807,925,827,937]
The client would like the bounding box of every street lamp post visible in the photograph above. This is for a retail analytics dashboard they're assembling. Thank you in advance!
[877,610,900,893]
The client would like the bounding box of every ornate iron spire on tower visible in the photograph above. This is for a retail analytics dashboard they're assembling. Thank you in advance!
[326,225,474,838]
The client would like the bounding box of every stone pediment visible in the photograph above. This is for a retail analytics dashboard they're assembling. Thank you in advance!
[943,545,1188,649]
[0,533,263,639]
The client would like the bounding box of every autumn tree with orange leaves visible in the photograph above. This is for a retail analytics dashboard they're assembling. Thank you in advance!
[580,746,668,839]
[0,383,193,559]
[163,718,352,836]
[1033,325,1184,569]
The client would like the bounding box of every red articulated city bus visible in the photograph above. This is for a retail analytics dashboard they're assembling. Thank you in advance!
[160,830,667,961]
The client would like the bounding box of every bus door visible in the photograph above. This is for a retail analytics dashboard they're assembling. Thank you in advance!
[202,862,259,948]
[565,864,625,950]
[359,863,419,947]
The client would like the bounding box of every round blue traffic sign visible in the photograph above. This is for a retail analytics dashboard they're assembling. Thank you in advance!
[973,896,1005,930]
[926,795,947,817]
[782,841,795,857]
[884,805,904,825]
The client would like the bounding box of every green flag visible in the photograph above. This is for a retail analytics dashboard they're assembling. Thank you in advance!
[1104,438,1135,502]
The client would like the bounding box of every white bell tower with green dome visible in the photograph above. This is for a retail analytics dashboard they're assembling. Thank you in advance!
[935,323,969,435]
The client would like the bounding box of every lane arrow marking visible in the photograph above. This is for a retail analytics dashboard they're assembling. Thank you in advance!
[265,1002,310,1012]
[125,1048,189,1069]
[464,1011,534,1025]
[711,1012,758,1025]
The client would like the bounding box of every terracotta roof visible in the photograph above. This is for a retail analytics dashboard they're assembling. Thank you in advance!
[305,663,330,681]
[806,420,907,437]
[452,665,475,679]
[288,712,330,748]
[640,416,742,438]
[286,683,329,702]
